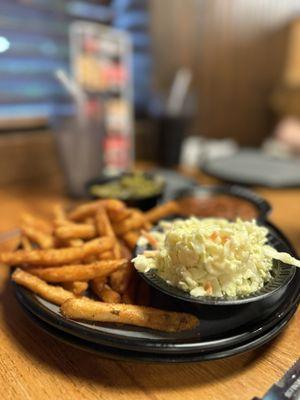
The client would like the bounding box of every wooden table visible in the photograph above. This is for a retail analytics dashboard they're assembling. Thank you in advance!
[0,175,299,400]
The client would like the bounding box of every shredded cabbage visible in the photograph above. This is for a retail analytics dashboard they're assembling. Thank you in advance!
[132,217,298,298]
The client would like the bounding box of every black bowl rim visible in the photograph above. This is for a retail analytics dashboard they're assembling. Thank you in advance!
[85,171,166,201]
[173,184,271,221]
[136,219,295,305]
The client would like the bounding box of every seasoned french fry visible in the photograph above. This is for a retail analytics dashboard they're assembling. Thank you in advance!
[101,285,121,303]
[21,225,54,249]
[68,199,125,222]
[84,217,94,225]
[62,281,88,295]
[122,273,137,304]
[68,201,102,221]
[28,259,126,282]
[110,261,134,294]
[143,221,152,231]
[12,268,75,305]
[68,239,84,247]
[95,207,114,237]
[145,201,180,223]
[108,208,132,223]
[20,236,33,251]
[55,223,96,241]
[53,204,67,226]
[95,207,120,259]
[10,197,200,333]
[0,237,114,266]
[91,280,121,303]
[102,199,126,213]
[91,276,106,295]
[113,241,121,259]
[113,212,146,235]
[99,251,114,260]
[21,213,52,234]
[61,297,199,332]
[122,231,140,250]
[120,242,132,260]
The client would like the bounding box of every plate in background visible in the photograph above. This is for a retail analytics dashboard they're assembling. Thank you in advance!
[202,150,300,187]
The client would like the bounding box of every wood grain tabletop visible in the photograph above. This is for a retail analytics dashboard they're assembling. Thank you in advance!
[0,175,299,400]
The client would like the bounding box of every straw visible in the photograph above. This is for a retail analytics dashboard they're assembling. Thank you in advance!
[55,69,86,104]
[166,68,192,116]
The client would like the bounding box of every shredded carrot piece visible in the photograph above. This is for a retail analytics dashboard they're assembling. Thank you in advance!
[141,230,158,249]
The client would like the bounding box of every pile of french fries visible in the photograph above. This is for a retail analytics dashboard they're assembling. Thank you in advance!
[1,199,198,332]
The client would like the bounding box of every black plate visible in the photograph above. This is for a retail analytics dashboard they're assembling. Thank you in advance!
[13,222,300,355]
[136,221,296,305]
[173,184,271,221]
[18,303,297,363]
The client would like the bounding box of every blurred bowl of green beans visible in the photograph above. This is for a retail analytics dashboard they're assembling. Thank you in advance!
[86,171,165,211]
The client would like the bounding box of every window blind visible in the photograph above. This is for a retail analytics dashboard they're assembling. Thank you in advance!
[0,0,151,124]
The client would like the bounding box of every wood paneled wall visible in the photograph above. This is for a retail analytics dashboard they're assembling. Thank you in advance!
[150,0,300,145]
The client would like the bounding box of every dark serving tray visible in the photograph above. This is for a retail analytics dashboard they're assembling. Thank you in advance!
[19,302,298,363]
[13,221,300,356]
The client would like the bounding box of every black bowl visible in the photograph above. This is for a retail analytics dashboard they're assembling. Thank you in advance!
[85,171,165,211]
[135,220,296,306]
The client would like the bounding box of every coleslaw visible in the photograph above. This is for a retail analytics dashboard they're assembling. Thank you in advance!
[132,217,299,298]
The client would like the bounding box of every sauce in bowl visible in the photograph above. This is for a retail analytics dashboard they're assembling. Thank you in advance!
[177,195,258,220]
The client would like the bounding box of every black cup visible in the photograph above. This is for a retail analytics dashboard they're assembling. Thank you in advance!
[157,115,190,167]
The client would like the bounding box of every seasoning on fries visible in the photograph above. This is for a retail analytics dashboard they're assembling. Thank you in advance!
[62,281,88,296]
[21,213,52,234]
[145,200,180,223]
[28,259,125,282]
[55,223,96,240]
[61,297,199,332]
[20,236,33,251]
[99,250,115,260]
[110,262,134,294]
[95,207,120,259]
[122,274,137,304]
[21,225,54,250]
[53,204,67,226]
[12,269,75,305]
[91,276,106,295]
[6,197,199,333]
[108,207,132,223]
[0,237,113,266]
[69,199,124,222]
[113,212,146,235]
[92,281,121,303]
[122,231,140,250]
